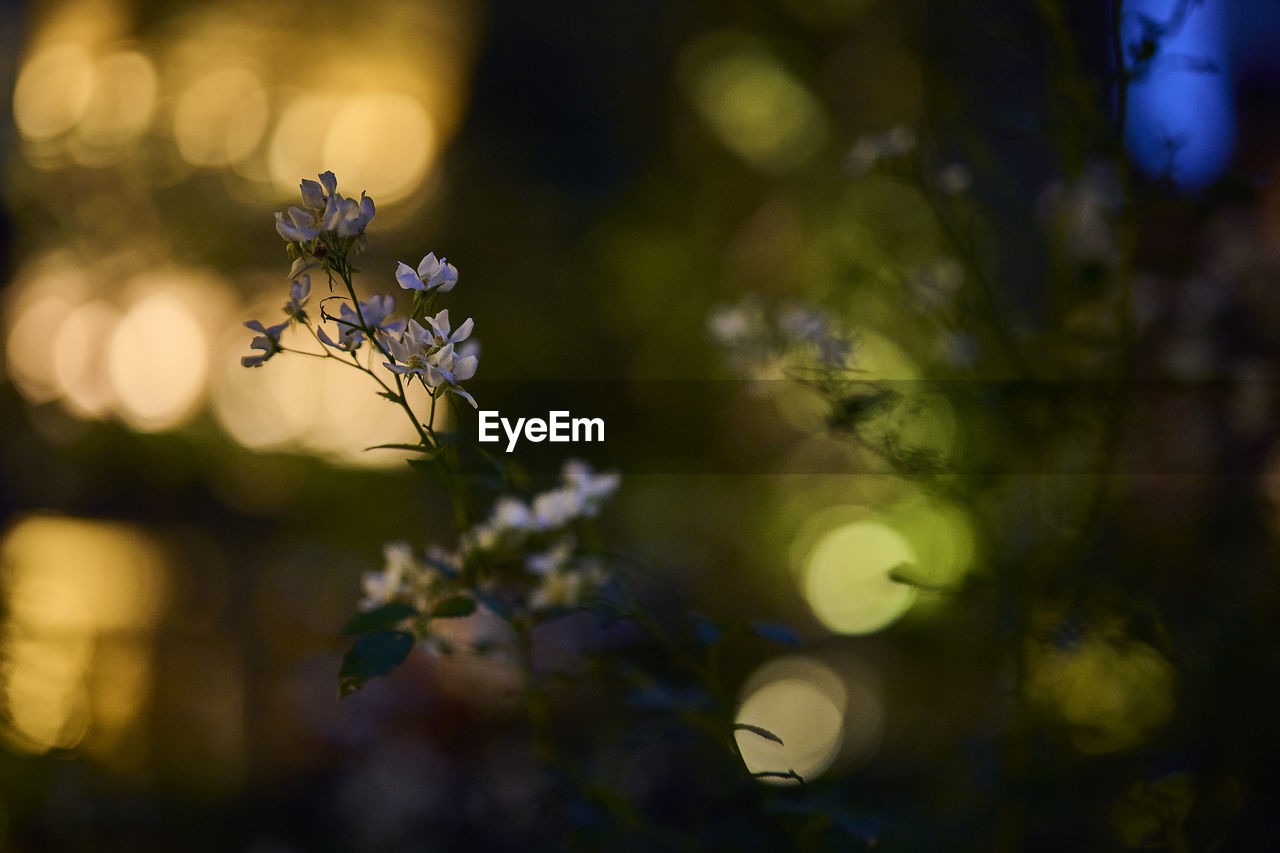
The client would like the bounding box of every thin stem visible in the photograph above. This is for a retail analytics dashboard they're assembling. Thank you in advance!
[917,176,1035,379]
[1111,0,1129,142]
[332,256,432,448]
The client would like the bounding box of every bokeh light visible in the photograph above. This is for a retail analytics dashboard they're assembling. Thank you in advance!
[173,66,269,167]
[0,516,170,755]
[52,300,120,418]
[6,294,80,404]
[797,512,918,635]
[1025,618,1177,754]
[13,42,95,140]
[1123,0,1234,191]
[72,49,158,164]
[211,316,441,467]
[107,291,210,431]
[680,32,828,172]
[735,656,848,783]
[324,93,436,204]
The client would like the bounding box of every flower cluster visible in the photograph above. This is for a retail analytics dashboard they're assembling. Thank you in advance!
[383,309,479,407]
[841,125,917,178]
[709,296,854,379]
[243,172,480,409]
[274,170,376,247]
[358,459,620,644]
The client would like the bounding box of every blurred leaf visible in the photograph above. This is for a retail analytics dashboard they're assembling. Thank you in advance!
[431,595,477,618]
[733,723,784,746]
[626,682,715,713]
[364,442,434,454]
[747,620,800,647]
[887,563,948,591]
[473,587,514,620]
[338,630,415,697]
[828,389,898,432]
[341,602,418,636]
[691,613,724,646]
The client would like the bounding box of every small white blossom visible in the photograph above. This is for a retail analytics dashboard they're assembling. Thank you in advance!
[274,206,319,242]
[241,319,288,367]
[424,309,474,348]
[283,275,310,322]
[1037,162,1123,265]
[937,163,973,195]
[529,567,589,612]
[299,177,327,211]
[383,320,435,379]
[490,497,533,532]
[561,459,620,515]
[842,125,916,177]
[527,536,576,577]
[276,171,374,244]
[395,252,458,293]
[320,192,375,237]
[360,541,418,609]
[532,487,584,530]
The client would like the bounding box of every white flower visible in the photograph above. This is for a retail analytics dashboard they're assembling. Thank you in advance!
[359,541,418,609]
[274,206,319,242]
[381,323,479,406]
[395,252,458,293]
[428,343,479,407]
[561,459,620,512]
[490,497,532,532]
[527,536,576,577]
[299,177,327,211]
[320,191,375,237]
[319,294,403,351]
[283,275,310,322]
[424,309,474,348]
[529,569,586,611]
[532,487,584,529]
[241,319,288,367]
[383,319,435,379]
[279,172,374,243]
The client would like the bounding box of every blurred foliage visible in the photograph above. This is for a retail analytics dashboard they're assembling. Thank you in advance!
[1,0,1280,850]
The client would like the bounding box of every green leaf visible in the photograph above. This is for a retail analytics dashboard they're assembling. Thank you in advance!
[338,630,415,697]
[341,602,418,636]
[733,723,785,746]
[431,595,477,618]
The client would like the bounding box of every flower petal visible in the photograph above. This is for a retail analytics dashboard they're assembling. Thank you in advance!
[300,178,325,210]
[395,262,425,291]
[451,386,478,408]
[450,317,474,344]
[452,355,478,381]
[416,252,440,280]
